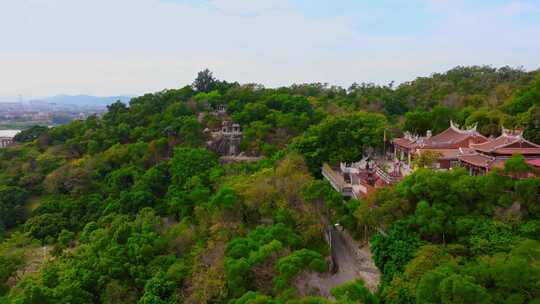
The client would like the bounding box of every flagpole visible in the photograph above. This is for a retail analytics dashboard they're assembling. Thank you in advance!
[383,129,387,160]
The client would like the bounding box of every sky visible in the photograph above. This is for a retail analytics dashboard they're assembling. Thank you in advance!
[0,0,539,98]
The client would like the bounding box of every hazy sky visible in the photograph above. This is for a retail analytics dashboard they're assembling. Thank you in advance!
[1,0,539,98]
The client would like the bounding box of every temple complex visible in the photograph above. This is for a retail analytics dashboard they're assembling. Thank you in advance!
[393,123,540,176]
[324,122,540,198]
[458,128,540,175]
[392,121,488,170]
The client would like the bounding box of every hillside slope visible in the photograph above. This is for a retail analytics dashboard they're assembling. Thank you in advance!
[0,67,538,303]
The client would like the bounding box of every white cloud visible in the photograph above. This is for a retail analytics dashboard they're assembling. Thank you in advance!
[499,1,540,16]
[0,0,538,97]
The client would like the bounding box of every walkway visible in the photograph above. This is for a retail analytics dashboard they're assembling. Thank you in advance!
[294,227,380,297]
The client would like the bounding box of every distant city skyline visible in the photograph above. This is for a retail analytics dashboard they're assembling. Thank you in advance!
[0,94,133,103]
[1,0,539,98]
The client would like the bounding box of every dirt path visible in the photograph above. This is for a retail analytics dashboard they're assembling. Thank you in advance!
[7,245,51,288]
[295,228,380,297]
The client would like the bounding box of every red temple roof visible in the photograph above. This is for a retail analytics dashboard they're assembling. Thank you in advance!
[470,128,540,155]
[528,159,540,168]
[392,137,415,149]
[457,152,495,168]
[421,123,487,149]
[393,122,487,151]
[417,148,474,160]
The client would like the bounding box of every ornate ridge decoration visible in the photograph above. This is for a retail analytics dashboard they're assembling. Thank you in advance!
[449,120,479,135]
[501,126,524,138]
[403,131,419,141]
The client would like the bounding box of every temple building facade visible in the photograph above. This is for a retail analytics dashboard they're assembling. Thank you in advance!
[207,120,243,156]
[392,121,488,170]
[393,122,540,176]
[322,157,402,199]
[458,128,540,175]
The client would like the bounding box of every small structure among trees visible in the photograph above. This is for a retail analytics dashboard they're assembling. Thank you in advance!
[207,120,243,156]
[322,157,402,199]
[0,136,14,148]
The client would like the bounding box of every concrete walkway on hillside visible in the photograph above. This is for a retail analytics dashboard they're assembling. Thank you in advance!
[294,228,380,297]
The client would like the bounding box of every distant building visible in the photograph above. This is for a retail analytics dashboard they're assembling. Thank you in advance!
[393,121,488,170]
[458,128,540,175]
[393,123,540,176]
[207,120,243,156]
[322,157,402,199]
[0,130,19,148]
[0,137,14,148]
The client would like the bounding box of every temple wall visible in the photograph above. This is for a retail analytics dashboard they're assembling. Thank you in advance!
[438,159,452,169]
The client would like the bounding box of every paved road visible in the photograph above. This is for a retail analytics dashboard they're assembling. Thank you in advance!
[295,227,380,297]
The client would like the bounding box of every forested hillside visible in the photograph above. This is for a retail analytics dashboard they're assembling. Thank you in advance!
[0,66,539,304]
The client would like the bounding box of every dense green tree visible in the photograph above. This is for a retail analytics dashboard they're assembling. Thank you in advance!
[506,74,540,114]
[193,69,217,93]
[273,249,327,291]
[371,220,424,283]
[169,147,218,187]
[24,213,68,241]
[0,186,28,230]
[14,126,49,143]
[403,110,432,135]
[523,106,540,143]
[293,112,387,173]
[330,280,379,304]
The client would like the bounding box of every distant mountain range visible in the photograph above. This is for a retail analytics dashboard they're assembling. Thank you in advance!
[28,95,133,107]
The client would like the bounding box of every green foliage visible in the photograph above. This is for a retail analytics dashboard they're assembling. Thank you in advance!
[464,107,503,137]
[0,255,22,294]
[506,74,540,114]
[523,106,540,143]
[169,147,218,187]
[413,151,442,169]
[230,291,280,304]
[209,186,239,209]
[371,220,424,283]
[457,218,518,255]
[365,166,540,304]
[0,67,539,303]
[13,125,49,143]
[293,112,387,173]
[414,201,452,242]
[225,224,304,297]
[24,213,69,241]
[330,280,379,304]
[0,186,28,230]
[57,229,75,247]
[226,224,303,260]
[273,249,327,291]
[138,271,176,304]
[416,266,490,304]
[14,209,174,302]
[504,154,533,175]
[193,69,217,93]
[403,106,456,135]
[106,166,142,193]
